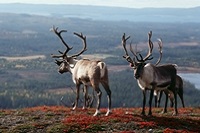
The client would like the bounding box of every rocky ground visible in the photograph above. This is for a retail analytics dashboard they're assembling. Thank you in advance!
[0,106,199,133]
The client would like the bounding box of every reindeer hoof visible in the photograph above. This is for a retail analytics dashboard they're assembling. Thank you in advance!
[148,112,152,116]
[161,109,167,114]
[141,112,146,116]
[161,111,167,114]
[172,112,178,116]
[93,110,101,116]
[105,109,112,116]
[72,106,76,110]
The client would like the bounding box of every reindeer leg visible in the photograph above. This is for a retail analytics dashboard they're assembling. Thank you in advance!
[141,90,146,116]
[178,88,185,108]
[173,91,178,115]
[162,91,168,113]
[158,91,163,108]
[148,89,154,116]
[154,90,158,107]
[82,85,88,110]
[93,88,102,116]
[154,95,157,107]
[101,81,112,116]
[170,99,174,107]
[89,90,95,108]
[169,93,174,107]
[73,84,80,110]
[180,94,185,108]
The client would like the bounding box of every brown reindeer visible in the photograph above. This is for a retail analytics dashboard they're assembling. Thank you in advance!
[122,31,178,115]
[150,38,185,109]
[51,26,111,116]
[156,75,185,108]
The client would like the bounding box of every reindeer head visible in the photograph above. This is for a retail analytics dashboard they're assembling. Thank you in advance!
[122,31,162,79]
[51,26,87,74]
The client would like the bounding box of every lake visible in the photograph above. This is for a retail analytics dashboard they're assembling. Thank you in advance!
[179,73,200,90]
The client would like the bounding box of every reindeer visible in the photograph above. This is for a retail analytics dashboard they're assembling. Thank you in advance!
[51,26,111,116]
[122,31,178,115]
[146,38,185,109]
[156,74,185,108]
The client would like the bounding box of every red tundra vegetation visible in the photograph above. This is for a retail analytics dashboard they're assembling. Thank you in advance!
[0,106,199,132]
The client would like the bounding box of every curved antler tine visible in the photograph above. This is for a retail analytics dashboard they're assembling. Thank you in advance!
[51,25,67,34]
[121,33,136,66]
[129,43,137,57]
[51,26,67,36]
[54,59,63,66]
[129,43,142,62]
[51,53,62,58]
[123,33,130,41]
[129,38,147,62]
[71,32,87,58]
[51,26,72,50]
[51,49,69,59]
[122,33,130,58]
[51,26,73,59]
[155,38,163,65]
[157,38,162,48]
[143,31,154,61]
[148,31,152,39]
[148,31,154,51]
[58,50,63,54]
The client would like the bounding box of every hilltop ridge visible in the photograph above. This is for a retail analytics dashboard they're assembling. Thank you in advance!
[0,3,200,22]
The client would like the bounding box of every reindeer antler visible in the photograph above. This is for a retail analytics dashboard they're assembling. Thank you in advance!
[71,32,87,58]
[128,31,154,63]
[122,33,130,58]
[143,31,154,61]
[50,26,73,58]
[129,43,143,62]
[121,33,135,65]
[155,38,163,65]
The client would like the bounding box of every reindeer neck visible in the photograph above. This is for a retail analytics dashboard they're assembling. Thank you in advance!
[70,58,87,84]
[68,58,78,74]
[139,63,154,82]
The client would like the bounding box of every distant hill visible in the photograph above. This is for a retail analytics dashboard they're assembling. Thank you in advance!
[0,3,200,22]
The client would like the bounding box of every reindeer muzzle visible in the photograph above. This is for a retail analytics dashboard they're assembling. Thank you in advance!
[58,69,65,74]
[134,74,140,79]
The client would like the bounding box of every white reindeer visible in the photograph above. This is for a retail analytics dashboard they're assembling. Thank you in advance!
[51,26,111,116]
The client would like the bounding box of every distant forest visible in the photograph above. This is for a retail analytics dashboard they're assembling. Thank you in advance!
[0,12,200,109]
[1,13,200,66]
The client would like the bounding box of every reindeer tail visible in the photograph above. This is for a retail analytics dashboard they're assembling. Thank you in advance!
[97,62,107,78]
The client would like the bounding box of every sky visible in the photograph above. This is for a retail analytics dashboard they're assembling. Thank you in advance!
[0,0,200,8]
